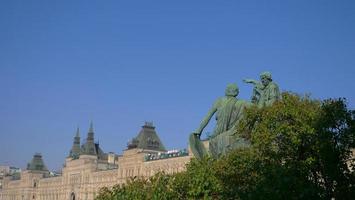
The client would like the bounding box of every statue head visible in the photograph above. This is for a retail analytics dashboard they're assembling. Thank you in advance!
[260,71,272,86]
[225,83,239,97]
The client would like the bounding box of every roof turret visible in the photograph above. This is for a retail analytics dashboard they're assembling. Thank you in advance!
[127,122,166,151]
[81,121,97,155]
[26,153,48,172]
[68,127,81,159]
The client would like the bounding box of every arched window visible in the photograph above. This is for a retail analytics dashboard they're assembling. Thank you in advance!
[70,192,75,200]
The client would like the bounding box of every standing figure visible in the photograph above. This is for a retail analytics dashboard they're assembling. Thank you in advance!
[189,84,250,159]
[244,71,280,108]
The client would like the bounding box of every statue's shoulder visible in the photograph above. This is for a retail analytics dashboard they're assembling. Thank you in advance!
[215,97,225,102]
[214,97,226,106]
[217,97,240,107]
[269,82,280,89]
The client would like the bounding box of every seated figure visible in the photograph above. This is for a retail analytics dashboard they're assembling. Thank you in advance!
[189,84,250,159]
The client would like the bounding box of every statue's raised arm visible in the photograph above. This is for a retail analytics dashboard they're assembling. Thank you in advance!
[243,79,259,85]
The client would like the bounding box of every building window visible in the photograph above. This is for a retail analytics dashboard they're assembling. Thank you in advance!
[70,192,75,200]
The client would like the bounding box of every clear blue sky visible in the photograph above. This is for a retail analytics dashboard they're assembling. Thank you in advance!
[0,0,354,171]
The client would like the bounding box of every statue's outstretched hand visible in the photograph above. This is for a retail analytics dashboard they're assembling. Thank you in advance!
[243,79,256,84]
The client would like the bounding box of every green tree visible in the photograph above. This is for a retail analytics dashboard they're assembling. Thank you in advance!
[313,99,355,199]
[214,149,262,199]
[184,157,222,199]
[95,187,115,200]
[234,93,355,199]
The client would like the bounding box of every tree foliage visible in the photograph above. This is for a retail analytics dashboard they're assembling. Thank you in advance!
[96,93,355,200]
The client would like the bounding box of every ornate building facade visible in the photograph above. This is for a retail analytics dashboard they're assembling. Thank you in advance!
[0,122,192,200]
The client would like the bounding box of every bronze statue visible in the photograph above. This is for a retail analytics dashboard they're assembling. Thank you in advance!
[244,71,280,108]
[189,84,250,159]
[189,72,280,159]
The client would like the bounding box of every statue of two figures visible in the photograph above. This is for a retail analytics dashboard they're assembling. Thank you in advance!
[189,72,281,159]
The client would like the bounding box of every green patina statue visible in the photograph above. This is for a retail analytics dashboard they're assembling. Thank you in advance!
[189,72,281,159]
[244,71,280,108]
[189,84,251,159]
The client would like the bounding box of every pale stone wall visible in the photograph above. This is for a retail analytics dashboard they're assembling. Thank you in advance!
[0,170,46,200]
[116,148,192,183]
[38,176,63,200]
[142,155,191,178]
[0,149,191,200]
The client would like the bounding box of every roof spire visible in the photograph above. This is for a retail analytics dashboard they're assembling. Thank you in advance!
[69,127,81,159]
[82,121,97,156]
[76,127,80,137]
[89,120,94,133]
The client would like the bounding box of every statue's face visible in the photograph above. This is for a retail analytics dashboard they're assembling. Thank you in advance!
[261,76,270,86]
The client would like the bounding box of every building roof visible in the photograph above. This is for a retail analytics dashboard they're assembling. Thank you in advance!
[27,153,48,172]
[79,122,107,159]
[127,122,166,151]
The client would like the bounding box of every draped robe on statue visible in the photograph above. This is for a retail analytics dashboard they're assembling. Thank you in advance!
[189,96,250,159]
